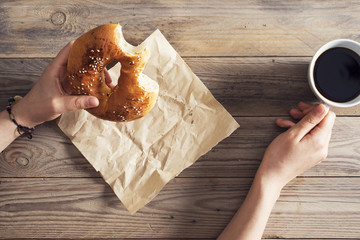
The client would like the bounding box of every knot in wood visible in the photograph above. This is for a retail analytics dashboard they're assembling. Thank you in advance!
[51,11,66,25]
[16,156,29,167]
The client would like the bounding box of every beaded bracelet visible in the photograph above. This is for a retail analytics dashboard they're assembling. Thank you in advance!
[6,96,34,139]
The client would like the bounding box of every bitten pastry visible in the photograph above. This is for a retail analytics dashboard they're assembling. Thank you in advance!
[61,24,159,122]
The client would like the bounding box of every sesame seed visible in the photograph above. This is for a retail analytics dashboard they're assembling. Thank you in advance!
[81,83,84,85]
[91,50,94,52]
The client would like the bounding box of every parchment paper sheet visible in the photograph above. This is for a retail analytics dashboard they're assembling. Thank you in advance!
[57,29,240,214]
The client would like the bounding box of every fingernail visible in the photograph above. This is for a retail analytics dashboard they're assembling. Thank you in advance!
[87,97,99,107]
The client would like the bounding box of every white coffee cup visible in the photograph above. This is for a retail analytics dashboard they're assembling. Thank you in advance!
[308,39,360,108]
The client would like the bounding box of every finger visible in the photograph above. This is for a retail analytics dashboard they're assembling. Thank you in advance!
[307,111,336,142]
[56,95,99,113]
[298,101,315,112]
[52,41,74,69]
[289,108,304,120]
[289,104,329,141]
[290,102,317,120]
[290,105,315,120]
[276,118,296,128]
[104,68,116,89]
[301,105,315,116]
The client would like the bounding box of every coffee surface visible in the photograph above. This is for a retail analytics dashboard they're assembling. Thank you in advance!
[314,47,360,102]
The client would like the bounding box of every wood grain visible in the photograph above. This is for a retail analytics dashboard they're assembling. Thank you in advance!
[1,58,359,117]
[1,1,360,239]
[0,177,359,239]
[0,1,360,58]
[1,116,360,178]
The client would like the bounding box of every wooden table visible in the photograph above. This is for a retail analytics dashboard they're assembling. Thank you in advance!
[1,1,360,239]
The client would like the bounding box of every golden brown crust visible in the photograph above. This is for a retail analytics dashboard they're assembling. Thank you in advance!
[61,24,159,122]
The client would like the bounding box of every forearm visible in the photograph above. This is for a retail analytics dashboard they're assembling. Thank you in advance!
[0,110,20,152]
[217,174,282,240]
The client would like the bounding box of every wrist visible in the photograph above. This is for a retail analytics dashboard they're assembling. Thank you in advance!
[6,96,36,139]
[253,168,283,199]
[0,110,21,151]
[0,109,19,135]
[11,98,38,129]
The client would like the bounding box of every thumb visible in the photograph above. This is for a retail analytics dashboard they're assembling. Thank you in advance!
[59,95,99,113]
[289,104,328,141]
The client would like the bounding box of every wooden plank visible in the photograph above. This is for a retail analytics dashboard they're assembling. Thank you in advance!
[1,117,360,178]
[0,238,214,240]
[0,1,360,58]
[183,116,360,178]
[1,58,359,117]
[0,239,213,240]
[1,239,329,240]
[185,57,360,116]
[0,239,351,240]
[2,239,353,240]
[0,177,359,239]
[0,120,100,178]
[0,239,352,240]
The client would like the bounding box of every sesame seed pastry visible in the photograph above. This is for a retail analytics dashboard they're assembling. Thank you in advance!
[61,24,159,122]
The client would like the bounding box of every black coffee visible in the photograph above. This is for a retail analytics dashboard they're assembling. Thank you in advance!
[314,47,360,102]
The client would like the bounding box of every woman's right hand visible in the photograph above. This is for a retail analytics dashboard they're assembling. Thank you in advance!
[256,102,336,190]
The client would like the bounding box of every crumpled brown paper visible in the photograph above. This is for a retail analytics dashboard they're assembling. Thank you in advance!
[57,29,240,214]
